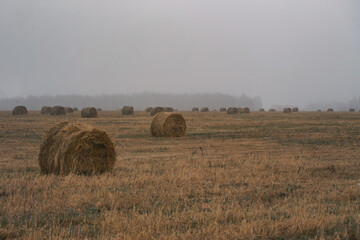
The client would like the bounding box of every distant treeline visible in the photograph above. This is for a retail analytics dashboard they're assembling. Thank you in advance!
[0,92,263,111]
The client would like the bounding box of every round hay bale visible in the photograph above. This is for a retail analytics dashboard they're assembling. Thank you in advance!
[220,107,227,112]
[349,108,355,112]
[327,108,334,112]
[38,121,116,175]
[73,107,78,111]
[145,107,153,112]
[292,107,299,112]
[81,107,97,118]
[164,107,174,112]
[239,107,250,113]
[150,112,186,137]
[41,106,52,114]
[258,108,265,112]
[201,107,209,112]
[317,109,322,112]
[192,107,199,112]
[122,106,134,115]
[51,106,66,115]
[283,108,292,113]
[12,106,28,116]
[227,107,238,115]
[150,107,164,116]
[97,108,103,112]
[65,107,74,113]
[269,109,276,112]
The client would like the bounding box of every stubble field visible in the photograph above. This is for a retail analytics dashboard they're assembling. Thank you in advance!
[0,110,360,239]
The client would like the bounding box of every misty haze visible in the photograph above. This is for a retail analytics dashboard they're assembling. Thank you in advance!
[1,0,360,109]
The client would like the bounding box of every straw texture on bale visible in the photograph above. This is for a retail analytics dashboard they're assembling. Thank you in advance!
[259,108,265,112]
[239,107,250,113]
[145,107,153,112]
[227,107,238,115]
[38,121,116,175]
[327,108,334,112]
[150,112,186,137]
[164,107,174,112]
[12,106,28,116]
[269,109,276,112]
[81,107,97,118]
[51,106,66,115]
[65,107,74,113]
[122,106,134,115]
[292,107,299,112]
[349,108,355,112]
[192,107,199,111]
[150,107,164,116]
[283,108,292,113]
[201,107,209,112]
[220,107,226,112]
[41,106,52,114]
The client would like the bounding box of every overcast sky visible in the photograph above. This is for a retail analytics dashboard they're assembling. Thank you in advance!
[1,0,359,107]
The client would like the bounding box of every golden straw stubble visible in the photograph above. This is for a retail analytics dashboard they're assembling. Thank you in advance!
[38,121,116,175]
[150,112,186,137]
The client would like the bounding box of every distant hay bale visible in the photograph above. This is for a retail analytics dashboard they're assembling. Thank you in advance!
[220,107,226,112]
[122,106,134,115]
[239,107,250,113]
[41,106,52,114]
[51,106,66,116]
[227,107,238,115]
[65,107,74,113]
[349,108,355,112]
[73,107,78,111]
[150,107,164,116]
[269,109,276,112]
[259,108,265,112]
[38,121,116,175]
[317,109,322,112]
[150,112,186,137]
[164,107,174,112]
[327,108,334,112]
[201,107,209,112]
[145,107,153,112]
[192,107,199,112]
[292,107,299,112]
[12,106,28,116]
[283,108,292,113]
[81,107,97,118]
[97,108,103,112]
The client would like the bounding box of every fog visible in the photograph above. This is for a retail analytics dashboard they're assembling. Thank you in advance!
[1,0,359,108]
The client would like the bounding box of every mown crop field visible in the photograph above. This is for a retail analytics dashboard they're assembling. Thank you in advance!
[0,110,360,239]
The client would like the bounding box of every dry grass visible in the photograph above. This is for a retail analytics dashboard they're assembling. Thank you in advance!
[0,110,360,239]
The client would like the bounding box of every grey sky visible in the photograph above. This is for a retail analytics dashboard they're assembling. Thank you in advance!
[1,0,359,108]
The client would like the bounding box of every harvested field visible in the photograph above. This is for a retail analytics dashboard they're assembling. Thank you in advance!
[0,110,360,239]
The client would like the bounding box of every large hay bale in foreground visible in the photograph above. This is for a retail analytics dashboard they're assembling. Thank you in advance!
[292,107,299,112]
[227,107,238,115]
[41,106,52,114]
[122,106,134,115]
[239,107,250,113]
[65,107,74,113]
[12,106,28,116]
[349,108,355,112]
[201,107,209,112]
[220,107,227,112]
[150,107,164,116]
[327,108,334,112]
[192,107,199,112]
[51,106,66,115]
[283,108,292,113]
[38,121,116,175]
[164,107,174,112]
[145,107,153,112]
[150,112,186,137]
[81,107,97,118]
